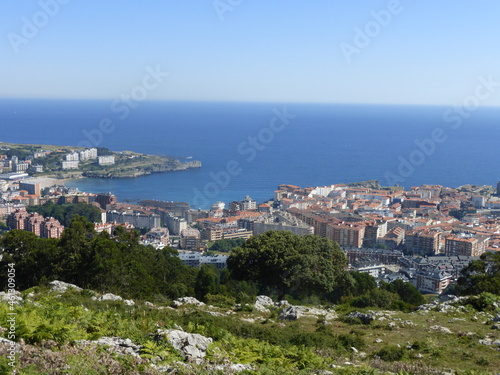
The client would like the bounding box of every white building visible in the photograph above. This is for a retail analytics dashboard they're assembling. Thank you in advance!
[62,161,79,170]
[79,148,98,161]
[241,195,257,210]
[98,156,115,166]
[66,152,80,162]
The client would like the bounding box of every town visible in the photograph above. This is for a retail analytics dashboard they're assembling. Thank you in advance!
[0,142,201,180]
[2,162,500,297]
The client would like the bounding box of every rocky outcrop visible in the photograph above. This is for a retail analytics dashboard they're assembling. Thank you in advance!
[345,311,375,324]
[155,329,212,364]
[254,295,274,312]
[76,337,142,357]
[49,280,82,293]
[173,297,205,307]
[95,293,123,302]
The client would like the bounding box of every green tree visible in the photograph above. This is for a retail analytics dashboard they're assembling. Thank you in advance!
[227,231,348,300]
[195,264,220,301]
[456,252,500,295]
[382,279,424,306]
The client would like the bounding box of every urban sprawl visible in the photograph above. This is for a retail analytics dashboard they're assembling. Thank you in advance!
[2,152,500,297]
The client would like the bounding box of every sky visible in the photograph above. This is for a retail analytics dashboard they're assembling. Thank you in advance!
[1,0,500,105]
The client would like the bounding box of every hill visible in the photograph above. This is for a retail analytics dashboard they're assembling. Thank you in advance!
[1,281,499,374]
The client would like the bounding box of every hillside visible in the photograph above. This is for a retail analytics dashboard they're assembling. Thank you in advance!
[0,142,201,179]
[1,281,499,375]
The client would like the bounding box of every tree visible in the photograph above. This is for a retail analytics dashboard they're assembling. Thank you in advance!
[456,252,500,295]
[195,265,220,301]
[382,279,424,306]
[227,231,348,300]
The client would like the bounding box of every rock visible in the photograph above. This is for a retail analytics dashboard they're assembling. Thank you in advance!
[155,329,213,364]
[279,306,302,321]
[77,336,142,357]
[346,311,375,324]
[98,293,123,302]
[479,339,492,346]
[275,300,291,308]
[48,280,82,293]
[374,338,383,343]
[254,295,274,312]
[173,297,205,308]
[415,353,423,358]
[492,339,500,347]
[430,325,453,334]
[351,347,358,353]
[204,311,225,317]
[448,318,466,323]
[401,320,415,327]
[144,301,155,307]
[0,291,22,305]
[123,299,135,306]
[493,314,500,322]
[0,337,18,348]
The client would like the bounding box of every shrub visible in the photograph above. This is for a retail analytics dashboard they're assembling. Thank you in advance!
[374,345,406,362]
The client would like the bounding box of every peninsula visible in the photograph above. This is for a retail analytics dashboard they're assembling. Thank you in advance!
[0,142,201,180]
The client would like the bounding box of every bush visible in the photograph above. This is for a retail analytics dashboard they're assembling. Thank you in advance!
[374,345,406,362]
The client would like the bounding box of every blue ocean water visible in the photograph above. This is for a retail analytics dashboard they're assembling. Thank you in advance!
[1,99,499,208]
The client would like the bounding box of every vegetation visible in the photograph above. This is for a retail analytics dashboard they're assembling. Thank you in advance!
[27,201,102,227]
[455,252,500,296]
[209,238,246,253]
[228,231,349,300]
[0,223,499,373]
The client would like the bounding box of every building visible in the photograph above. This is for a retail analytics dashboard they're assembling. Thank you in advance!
[445,233,489,257]
[79,148,98,161]
[14,162,29,172]
[416,270,452,294]
[7,209,64,239]
[144,227,170,246]
[33,164,44,173]
[166,214,188,235]
[405,230,442,255]
[94,193,117,210]
[66,152,80,162]
[180,228,201,250]
[62,161,79,170]
[379,227,405,249]
[326,222,365,248]
[241,195,257,210]
[177,253,228,269]
[98,156,115,166]
[107,210,161,229]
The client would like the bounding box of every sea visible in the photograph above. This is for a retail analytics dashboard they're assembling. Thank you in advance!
[1,99,499,209]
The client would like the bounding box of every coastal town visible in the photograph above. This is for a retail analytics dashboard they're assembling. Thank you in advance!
[2,147,500,298]
[0,143,201,180]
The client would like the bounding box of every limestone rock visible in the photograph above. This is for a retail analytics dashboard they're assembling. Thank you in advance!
[346,311,375,324]
[155,329,212,364]
[254,295,274,312]
[430,325,452,334]
[98,293,123,302]
[173,297,205,308]
[279,305,302,321]
[49,280,82,293]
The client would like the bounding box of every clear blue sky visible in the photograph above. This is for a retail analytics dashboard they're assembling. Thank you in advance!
[1,0,500,105]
